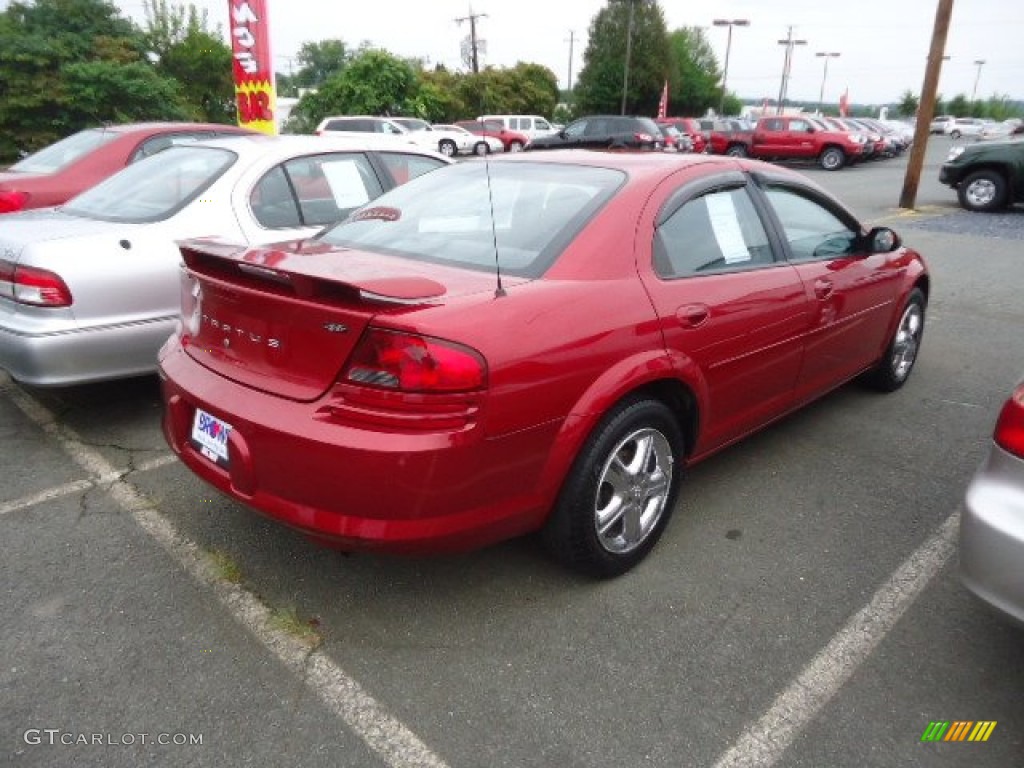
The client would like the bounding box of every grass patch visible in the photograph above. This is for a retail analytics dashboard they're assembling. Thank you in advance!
[269,606,323,649]
[207,549,243,584]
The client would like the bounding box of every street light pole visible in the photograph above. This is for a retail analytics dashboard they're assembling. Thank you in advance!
[815,52,840,114]
[971,59,986,102]
[776,26,807,115]
[713,19,750,117]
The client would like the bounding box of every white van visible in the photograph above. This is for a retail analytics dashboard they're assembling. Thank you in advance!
[478,115,558,141]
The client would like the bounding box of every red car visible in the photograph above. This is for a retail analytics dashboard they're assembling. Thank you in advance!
[159,151,929,577]
[455,119,530,152]
[656,117,708,153]
[0,122,255,213]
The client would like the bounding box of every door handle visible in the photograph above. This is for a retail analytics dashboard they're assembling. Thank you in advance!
[813,279,834,300]
[677,303,710,328]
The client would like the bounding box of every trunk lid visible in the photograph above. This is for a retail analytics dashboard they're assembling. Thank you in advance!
[181,238,520,401]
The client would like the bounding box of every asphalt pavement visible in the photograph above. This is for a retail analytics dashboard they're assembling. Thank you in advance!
[3,133,1023,768]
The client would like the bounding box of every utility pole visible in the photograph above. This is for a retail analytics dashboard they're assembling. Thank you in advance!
[621,0,638,115]
[776,26,807,115]
[455,7,488,74]
[566,30,576,96]
[899,0,955,209]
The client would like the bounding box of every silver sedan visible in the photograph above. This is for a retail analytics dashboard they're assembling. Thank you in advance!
[0,134,451,386]
[961,381,1024,625]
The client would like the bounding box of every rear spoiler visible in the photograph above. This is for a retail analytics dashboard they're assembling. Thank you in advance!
[177,237,447,306]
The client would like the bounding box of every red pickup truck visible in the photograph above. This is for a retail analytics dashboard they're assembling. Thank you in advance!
[714,115,871,170]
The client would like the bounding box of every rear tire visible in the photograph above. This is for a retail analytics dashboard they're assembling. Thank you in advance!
[725,144,748,157]
[438,139,457,157]
[861,288,926,392]
[542,397,684,578]
[509,140,524,152]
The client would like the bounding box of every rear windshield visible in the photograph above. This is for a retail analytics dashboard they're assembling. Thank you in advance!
[318,161,625,278]
[10,128,121,174]
[62,145,236,223]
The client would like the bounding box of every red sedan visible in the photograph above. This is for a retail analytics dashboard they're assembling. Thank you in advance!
[159,151,929,577]
[0,122,254,213]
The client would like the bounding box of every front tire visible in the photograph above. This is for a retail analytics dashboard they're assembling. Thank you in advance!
[438,139,457,157]
[861,288,926,392]
[542,397,684,578]
[957,169,1008,212]
[950,130,962,139]
[819,146,846,171]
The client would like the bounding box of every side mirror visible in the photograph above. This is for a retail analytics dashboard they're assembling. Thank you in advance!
[867,226,901,253]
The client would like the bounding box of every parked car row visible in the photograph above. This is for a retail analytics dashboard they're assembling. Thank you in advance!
[683,114,911,171]
[314,115,535,157]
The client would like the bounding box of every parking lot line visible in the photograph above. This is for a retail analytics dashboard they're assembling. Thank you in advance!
[0,454,178,517]
[0,374,450,768]
[0,478,94,517]
[711,510,961,768]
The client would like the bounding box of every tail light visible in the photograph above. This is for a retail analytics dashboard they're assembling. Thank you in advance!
[635,132,654,143]
[0,259,73,307]
[994,384,1024,458]
[343,328,485,393]
[0,190,29,213]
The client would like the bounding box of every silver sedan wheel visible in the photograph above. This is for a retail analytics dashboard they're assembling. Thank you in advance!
[965,178,998,208]
[891,302,923,381]
[594,427,673,554]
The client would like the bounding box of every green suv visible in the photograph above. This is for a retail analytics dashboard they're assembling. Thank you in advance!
[939,138,1024,212]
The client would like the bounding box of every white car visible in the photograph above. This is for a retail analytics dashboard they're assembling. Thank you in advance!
[432,124,504,155]
[390,118,476,157]
[0,134,451,386]
[943,118,989,139]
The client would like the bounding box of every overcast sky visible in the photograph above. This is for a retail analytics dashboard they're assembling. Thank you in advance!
[112,0,1023,107]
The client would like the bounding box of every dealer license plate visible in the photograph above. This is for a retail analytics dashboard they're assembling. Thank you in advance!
[190,408,232,467]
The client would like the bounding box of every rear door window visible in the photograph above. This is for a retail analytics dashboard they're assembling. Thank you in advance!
[251,153,384,229]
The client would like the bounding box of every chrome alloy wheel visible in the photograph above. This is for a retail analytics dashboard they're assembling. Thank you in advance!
[891,302,923,381]
[965,178,998,208]
[593,428,673,554]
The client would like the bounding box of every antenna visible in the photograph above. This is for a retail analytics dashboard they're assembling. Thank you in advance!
[481,142,505,298]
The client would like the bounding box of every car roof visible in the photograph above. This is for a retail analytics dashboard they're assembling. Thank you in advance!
[188,133,451,162]
[84,121,253,136]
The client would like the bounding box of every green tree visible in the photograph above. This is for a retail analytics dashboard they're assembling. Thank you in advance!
[290,49,418,130]
[143,1,234,123]
[947,93,970,116]
[293,39,349,90]
[0,0,188,159]
[666,27,720,116]
[574,0,671,116]
[898,90,919,118]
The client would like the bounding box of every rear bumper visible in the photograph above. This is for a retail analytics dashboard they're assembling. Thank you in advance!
[158,339,558,553]
[0,314,174,386]
[960,444,1024,626]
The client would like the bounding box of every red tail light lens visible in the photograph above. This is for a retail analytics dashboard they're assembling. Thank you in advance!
[635,133,654,143]
[0,190,29,213]
[344,328,485,393]
[0,259,73,307]
[994,384,1024,458]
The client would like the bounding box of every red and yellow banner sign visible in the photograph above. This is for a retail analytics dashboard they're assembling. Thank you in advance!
[229,0,277,134]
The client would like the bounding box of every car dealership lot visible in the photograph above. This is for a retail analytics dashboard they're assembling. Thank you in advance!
[3,136,1024,767]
